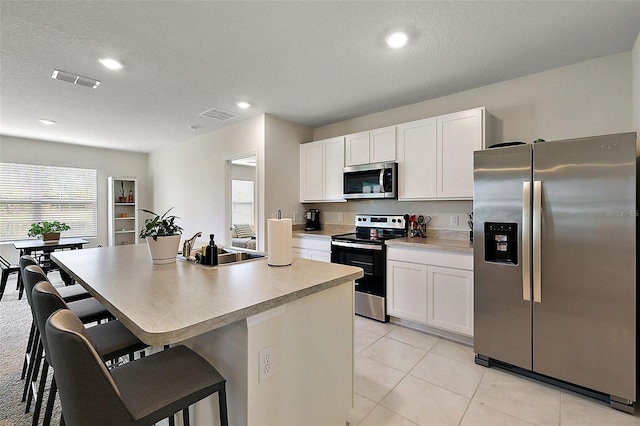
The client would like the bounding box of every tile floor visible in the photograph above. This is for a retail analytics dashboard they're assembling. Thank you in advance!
[348,316,640,426]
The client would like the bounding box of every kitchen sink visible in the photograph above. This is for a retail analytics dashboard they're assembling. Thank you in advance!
[178,247,265,266]
[217,250,264,265]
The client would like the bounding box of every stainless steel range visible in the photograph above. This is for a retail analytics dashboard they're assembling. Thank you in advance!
[331,214,407,322]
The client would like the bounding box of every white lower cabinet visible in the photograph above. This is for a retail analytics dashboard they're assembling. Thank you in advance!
[388,260,428,323]
[292,236,331,263]
[387,246,473,337]
[427,266,473,336]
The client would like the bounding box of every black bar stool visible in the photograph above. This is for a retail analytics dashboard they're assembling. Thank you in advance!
[46,309,228,426]
[31,281,148,426]
[21,265,113,414]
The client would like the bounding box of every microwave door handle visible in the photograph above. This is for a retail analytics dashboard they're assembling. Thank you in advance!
[379,169,384,187]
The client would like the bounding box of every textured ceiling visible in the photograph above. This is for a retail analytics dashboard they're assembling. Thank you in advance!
[1,1,639,153]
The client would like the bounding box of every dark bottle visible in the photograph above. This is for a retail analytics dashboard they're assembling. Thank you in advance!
[208,234,218,266]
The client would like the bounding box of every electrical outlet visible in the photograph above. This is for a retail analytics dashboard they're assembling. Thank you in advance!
[293,211,299,222]
[259,345,275,383]
[337,212,344,222]
[449,215,459,226]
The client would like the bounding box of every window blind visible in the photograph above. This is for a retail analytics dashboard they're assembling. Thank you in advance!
[0,162,97,241]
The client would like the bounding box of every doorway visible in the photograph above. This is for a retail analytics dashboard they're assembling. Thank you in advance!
[227,154,258,251]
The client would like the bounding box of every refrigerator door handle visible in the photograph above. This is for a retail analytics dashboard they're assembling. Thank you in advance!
[533,180,542,303]
[522,181,531,301]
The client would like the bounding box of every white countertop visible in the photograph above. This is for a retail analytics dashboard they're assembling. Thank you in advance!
[52,244,362,345]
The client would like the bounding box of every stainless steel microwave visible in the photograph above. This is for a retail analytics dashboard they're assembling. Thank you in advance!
[343,162,397,199]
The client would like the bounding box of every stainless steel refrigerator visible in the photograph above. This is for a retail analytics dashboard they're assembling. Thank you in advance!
[473,132,638,413]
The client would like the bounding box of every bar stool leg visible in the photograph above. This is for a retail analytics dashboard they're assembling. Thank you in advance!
[22,332,41,401]
[43,376,57,426]
[32,359,50,425]
[24,340,43,411]
[21,323,37,379]
[219,385,229,426]
[183,408,190,426]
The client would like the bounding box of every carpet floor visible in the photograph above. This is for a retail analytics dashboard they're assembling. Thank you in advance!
[1,272,64,426]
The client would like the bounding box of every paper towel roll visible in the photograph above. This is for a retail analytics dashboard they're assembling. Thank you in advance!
[268,218,292,266]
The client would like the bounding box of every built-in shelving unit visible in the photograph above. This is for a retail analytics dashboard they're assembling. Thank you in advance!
[108,176,138,246]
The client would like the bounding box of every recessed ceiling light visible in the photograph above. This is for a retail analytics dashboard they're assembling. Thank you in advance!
[188,125,200,131]
[39,119,56,125]
[99,58,123,70]
[385,32,408,49]
[236,101,251,109]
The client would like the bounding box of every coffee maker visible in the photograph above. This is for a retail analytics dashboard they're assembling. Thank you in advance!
[305,209,321,231]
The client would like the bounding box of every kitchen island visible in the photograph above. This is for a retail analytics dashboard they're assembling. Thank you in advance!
[52,243,363,426]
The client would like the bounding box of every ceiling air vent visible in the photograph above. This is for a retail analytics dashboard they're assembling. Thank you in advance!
[51,70,100,89]
[199,107,237,121]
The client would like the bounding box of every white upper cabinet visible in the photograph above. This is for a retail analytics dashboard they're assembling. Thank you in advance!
[397,107,487,200]
[436,108,485,198]
[323,137,346,201]
[397,117,438,199]
[300,137,346,203]
[345,126,396,166]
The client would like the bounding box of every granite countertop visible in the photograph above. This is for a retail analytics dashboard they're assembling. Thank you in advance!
[385,236,473,253]
[294,225,473,254]
[52,244,363,345]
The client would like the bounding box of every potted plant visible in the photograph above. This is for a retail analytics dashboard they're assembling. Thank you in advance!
[139,207,183,264]
[118,181,127,203]
[28,221,70,242]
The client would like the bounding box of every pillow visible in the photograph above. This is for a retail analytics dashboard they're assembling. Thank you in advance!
[233,223,254,238]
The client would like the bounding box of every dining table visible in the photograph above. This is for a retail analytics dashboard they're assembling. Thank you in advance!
[13,237,88,288]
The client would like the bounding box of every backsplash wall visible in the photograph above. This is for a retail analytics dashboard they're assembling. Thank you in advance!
[300,200,473,232]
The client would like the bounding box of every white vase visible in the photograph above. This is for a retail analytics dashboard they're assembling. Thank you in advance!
[146,234,181,264]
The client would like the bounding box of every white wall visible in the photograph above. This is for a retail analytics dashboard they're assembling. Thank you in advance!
[149,115,265,250]
[314,52,632,143]
[0,135,149,261]
[148,114,311,252]
[264,114,312,225]
[309,52,634,229]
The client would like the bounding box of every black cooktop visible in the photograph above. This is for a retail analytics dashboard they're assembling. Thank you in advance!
[332,214,407,244]
[332,230,405,244]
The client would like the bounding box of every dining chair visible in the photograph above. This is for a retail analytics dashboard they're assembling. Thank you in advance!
[0,254,20,301]
[31,281,148,426]
[46,309,228,426]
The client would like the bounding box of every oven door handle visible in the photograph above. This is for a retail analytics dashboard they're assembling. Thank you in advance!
[331,241,383,251]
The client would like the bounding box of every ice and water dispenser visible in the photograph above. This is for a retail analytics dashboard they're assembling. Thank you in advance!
[484,222,518,264]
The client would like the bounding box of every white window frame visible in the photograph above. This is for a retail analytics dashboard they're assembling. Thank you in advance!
[0,162,98,241]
